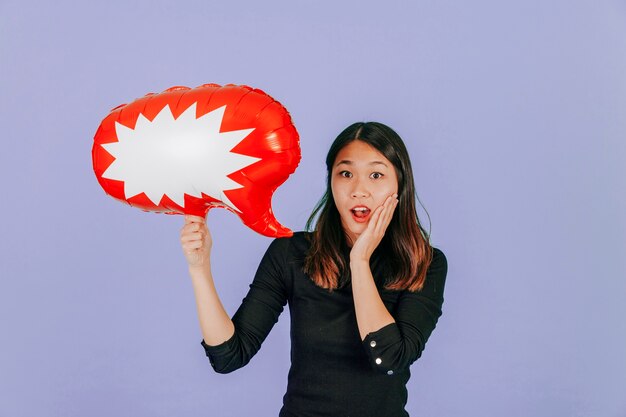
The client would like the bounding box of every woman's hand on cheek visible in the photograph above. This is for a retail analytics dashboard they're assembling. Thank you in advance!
[350,194,399,263]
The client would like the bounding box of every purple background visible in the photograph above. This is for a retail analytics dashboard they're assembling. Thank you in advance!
[2,1,625,416]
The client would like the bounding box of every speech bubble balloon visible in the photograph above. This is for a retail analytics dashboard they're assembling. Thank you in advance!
[92,84,301,237]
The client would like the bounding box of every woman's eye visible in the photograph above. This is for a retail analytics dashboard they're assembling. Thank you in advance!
[370,172,383,179]
[339,171,352,178]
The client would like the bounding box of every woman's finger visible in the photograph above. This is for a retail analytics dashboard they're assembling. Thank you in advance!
[180,226,199,238]
[367,205,385,234]
[366,197,392,236]
[185,214,205,224]
[182,220,206,233]
[180,233,204,243]
[383,196,398,224]
[375,195,398,236]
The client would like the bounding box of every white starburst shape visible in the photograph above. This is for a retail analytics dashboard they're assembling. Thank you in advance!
[101,103,259,211]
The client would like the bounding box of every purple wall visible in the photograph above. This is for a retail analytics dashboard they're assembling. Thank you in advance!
[1,0,625,416]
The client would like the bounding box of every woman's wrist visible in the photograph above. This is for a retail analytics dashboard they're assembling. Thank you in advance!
[350,252,370,264]
[188,262,213,279]
[349,259,371,281]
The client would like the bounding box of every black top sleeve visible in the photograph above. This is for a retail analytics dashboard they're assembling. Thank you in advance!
[361,247,448,375]
[200,237,289,374]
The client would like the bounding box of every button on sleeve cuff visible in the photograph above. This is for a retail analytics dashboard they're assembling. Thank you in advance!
[362,322,415,375]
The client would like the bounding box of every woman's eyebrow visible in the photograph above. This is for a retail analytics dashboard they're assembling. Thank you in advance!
[369,161,388,167]
[334,160,388,167]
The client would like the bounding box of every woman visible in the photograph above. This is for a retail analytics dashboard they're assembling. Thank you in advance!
[180,122,448,417]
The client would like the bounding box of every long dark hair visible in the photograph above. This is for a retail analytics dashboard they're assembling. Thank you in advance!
[304,122,432,292]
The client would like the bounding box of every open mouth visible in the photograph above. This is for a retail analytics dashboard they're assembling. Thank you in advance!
[351,206,371,222]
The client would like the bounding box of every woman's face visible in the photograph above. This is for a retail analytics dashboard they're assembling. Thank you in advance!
[331,140,399,245]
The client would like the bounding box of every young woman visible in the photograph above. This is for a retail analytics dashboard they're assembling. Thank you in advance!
[180,122,448,417]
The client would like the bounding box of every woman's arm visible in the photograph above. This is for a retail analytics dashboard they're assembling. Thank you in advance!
[349,195,448,375]
[360,249,447,374]
[181,215,235,346]
[349,194,399,339]
[182,215,289,373]
[350,261,395,340]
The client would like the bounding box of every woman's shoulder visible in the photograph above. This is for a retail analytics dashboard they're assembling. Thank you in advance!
[424,246,448,290]
[266,231,312,256]
[431,247,447,268]
[289,230,313,243]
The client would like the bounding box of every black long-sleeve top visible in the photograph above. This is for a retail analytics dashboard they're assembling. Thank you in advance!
[201,232,448,417]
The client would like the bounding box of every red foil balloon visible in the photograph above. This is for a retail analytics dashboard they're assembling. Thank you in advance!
[92,84,301,237]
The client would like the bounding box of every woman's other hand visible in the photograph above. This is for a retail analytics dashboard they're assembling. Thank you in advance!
[350,194,398,263]
[180,215,212,267]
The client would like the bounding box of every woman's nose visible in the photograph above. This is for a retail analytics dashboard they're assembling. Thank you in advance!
[351,179,369,198]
